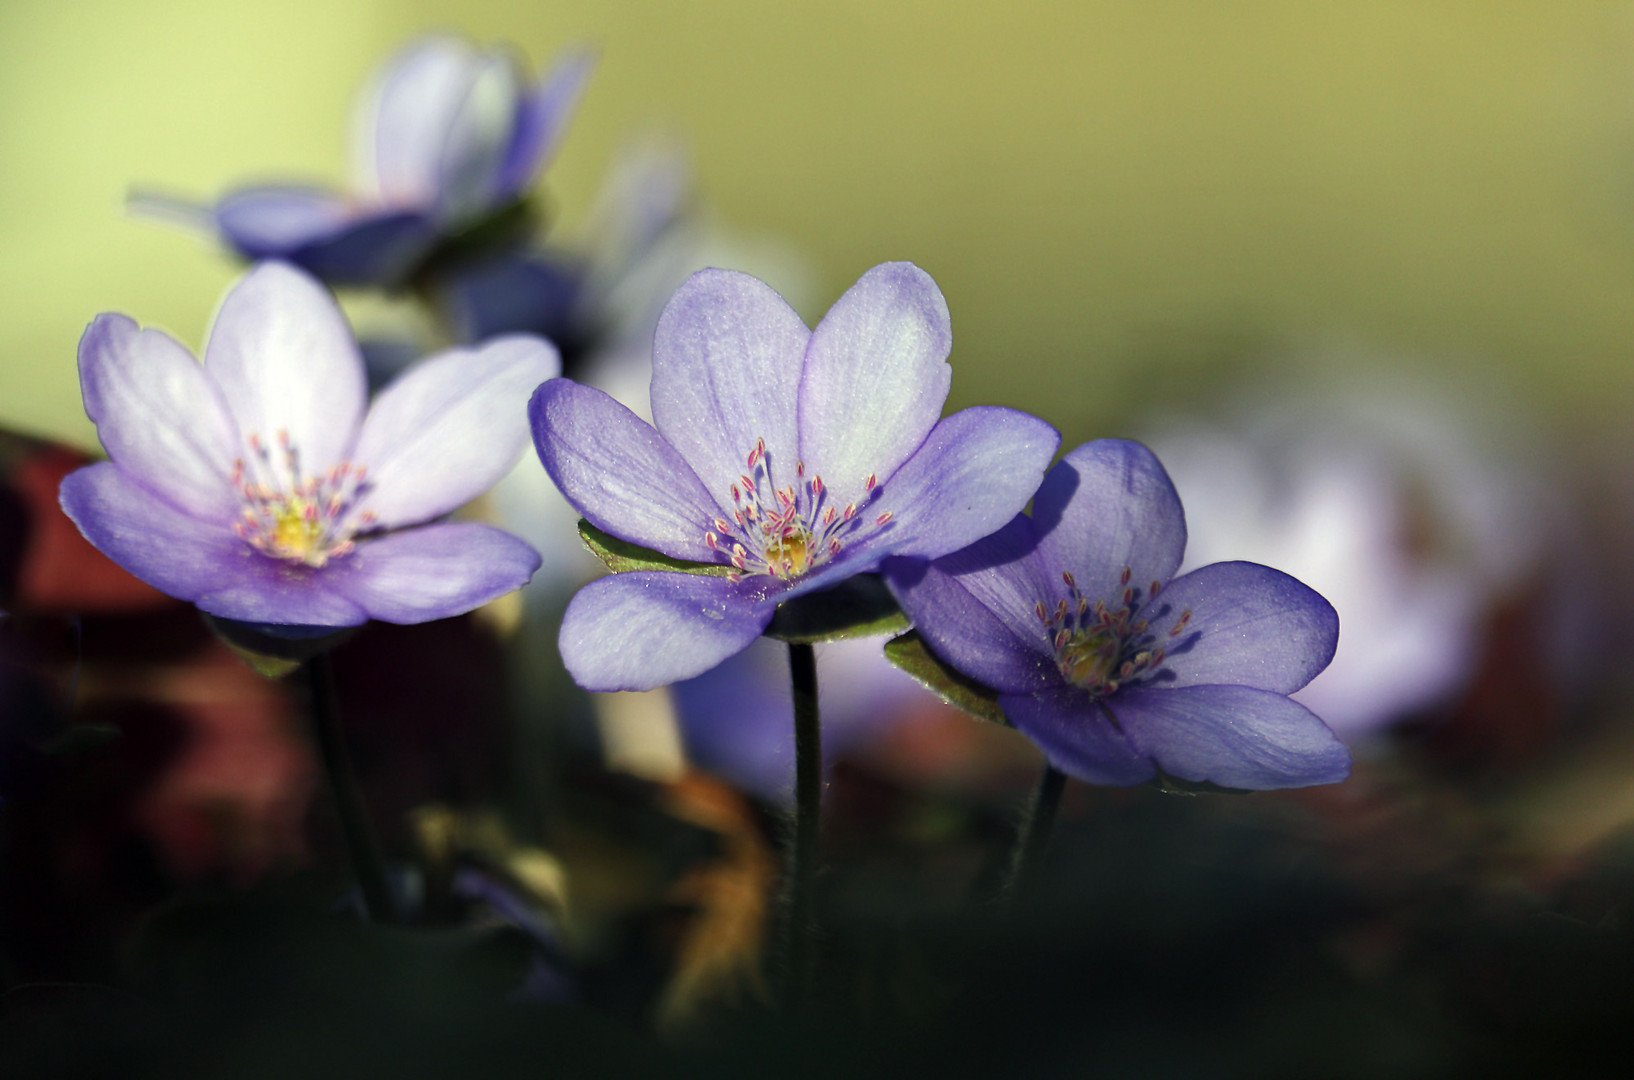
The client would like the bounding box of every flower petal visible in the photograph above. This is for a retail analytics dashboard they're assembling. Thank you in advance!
[76,313,240,520]
[215,186,354,256]
[648,269,810,506]
[1109,684,1351,790]
[203,262,367,474]
[559,571,772,691]
[321,522,540,623]
[1033,439,1187,609]
[1143,561,1338,695]
[530,379,722,562]
[436,51,523,223]
[357,35,480,208]
[494,48,596,198]
[282,211,439,288]
[796,262,952,508]
[884,521,1058,694]
[194,570,368,629]
[999,687,1155,786]
[352,335,560,529]
[59,463,246,602]
[61,463,368,629]
[872,406,1059,559]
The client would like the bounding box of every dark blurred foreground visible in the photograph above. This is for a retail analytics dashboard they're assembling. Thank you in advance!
[6,429,1634,1079]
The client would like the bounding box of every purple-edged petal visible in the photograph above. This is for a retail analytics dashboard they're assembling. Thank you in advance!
[559,571,772,691]
[1109,684,1351,790]
[871,406,1059,559]
[649,269,810,507]
[285,210,439,288]
[218,191,439,286]
[76,314,240,521]
[322,521,540,623]
[194,567,367,628]
[885,523,1058,694]
[796,262,952,508]
[530,379,722,562]
[127,189,218,234]
[59,463,247,603]
[926,515,1059,656]
[1144,561,1338,695]
[358,35,480,208]
[1033,439,1187,609]
[999,687,1155,786]
[352,335,560,529]
[494,48,596,198]
[202,262,367,474]
[436,51,523,223]
[215,186,354,256]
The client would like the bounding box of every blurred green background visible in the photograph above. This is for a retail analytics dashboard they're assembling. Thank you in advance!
[4,0,1634,448]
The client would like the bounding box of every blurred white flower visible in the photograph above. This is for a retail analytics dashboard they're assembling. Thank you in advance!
[1143,367,1575,740]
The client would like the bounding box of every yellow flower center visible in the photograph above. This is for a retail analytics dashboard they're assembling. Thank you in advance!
[700,436,893,583]
[268,498,327,565]
[764,529,812,578]
[1059,628,1120,689]
[1039,567,1189,697]
[231,430,376,569]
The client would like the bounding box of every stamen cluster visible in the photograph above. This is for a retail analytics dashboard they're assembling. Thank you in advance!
[702,437,893,582]
[231,429,377,568]
[1037,565,1191,697]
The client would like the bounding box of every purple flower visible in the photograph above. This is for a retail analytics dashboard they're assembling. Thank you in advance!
[59,262,555,630]
[884,439,1350,790]
[133,36,594,287]
[531,262,1060,691]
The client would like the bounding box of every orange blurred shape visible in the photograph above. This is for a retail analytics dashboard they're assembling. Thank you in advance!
[9,442,167,613]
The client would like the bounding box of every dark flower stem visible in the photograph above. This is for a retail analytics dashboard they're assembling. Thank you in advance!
[302,654,397,925]
[785,641,821,1004]
[1001,762,1067,909]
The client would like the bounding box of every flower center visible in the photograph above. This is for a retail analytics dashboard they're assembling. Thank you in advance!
[701,437,893,582]
[1038,566,1190,697]
[231,430,377,568]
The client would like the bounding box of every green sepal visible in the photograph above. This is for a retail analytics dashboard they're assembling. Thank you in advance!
[409,197,543,287]
[577,520,732,577]
[883,630,1009,726]
[202,613,359,679]
[764,574,910,644]
[1150,769,1253,797]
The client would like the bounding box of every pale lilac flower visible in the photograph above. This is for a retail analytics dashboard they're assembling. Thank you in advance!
[532,262,1060,691]
[885,440,1350,791]
[483,140,817,592]
[133,36,594,287]
[59,262,554,630]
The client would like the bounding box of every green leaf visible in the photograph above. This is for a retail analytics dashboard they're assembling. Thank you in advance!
[764,574,910,644]
[577,520,733,577]
[883,630,1009,726]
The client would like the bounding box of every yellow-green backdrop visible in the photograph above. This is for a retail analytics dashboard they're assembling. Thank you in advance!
[4,0,1633,449]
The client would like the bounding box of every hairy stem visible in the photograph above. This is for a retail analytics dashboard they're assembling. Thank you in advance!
[785,641,821,1004]
[1002,762,1067,909]
[303,654,397,925]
